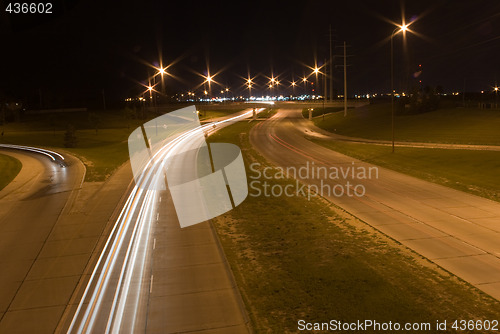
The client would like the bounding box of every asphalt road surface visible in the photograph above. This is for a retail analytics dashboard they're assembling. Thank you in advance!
[65,109,255,333]
[250,109,500,301]
[0,148,85,333]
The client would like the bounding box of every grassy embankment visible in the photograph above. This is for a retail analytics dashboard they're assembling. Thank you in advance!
[309,104,500,201]
[0,106,243,181]
[312,104,500,145]
[198,108,247,120]
[0,153,22,191]
[301,106,343,118]
[207,118,500,333]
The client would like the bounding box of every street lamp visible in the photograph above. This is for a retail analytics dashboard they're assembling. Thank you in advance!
[494,86,499,108]
[390,22,410,153]
[246,78,253,99]
[204,73,214,100]
[155,66,168,95]
[312,66,322,99]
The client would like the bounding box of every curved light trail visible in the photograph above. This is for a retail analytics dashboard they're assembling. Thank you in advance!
[0,143,65,163]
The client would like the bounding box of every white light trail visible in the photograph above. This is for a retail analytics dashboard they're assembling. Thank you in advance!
[67,108,263,333]
[0,143,65,162]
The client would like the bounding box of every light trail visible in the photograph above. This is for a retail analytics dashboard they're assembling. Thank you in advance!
[0,144,65,163]
[67,108,263,333]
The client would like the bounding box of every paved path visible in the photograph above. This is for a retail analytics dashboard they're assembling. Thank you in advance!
[250,109,500,301]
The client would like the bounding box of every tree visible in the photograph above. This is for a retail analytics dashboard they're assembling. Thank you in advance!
[64,124,78,148]
[408,85,440,114]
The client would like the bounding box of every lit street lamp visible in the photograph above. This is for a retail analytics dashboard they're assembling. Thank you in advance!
[495,86,498,108]
[246,78,253,99]
[155,66,168,95]
[390,23,409,153]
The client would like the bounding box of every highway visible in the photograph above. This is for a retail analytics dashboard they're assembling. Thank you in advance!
[0,145,85,333]
[66,108,257,333]
[250,109,500,301]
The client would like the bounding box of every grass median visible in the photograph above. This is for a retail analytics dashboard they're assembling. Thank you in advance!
[0,153,22,191]
[207,120,500,333]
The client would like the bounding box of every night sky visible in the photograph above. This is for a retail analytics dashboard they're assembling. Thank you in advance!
[1,0,500,107]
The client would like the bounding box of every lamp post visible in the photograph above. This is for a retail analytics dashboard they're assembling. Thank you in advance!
[390,23,408,153]
[246,78,252,99]
[157,66,166,94]
[495,86,498,109]
[313,67,320,99]
[270,76,276,98]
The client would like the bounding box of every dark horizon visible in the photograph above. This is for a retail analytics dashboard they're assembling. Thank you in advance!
[1,0,500,107]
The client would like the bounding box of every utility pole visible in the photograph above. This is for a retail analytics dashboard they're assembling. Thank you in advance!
[323,58,327,118]
[335,41,351,117]
[324,58,327,104]
[343,41,347,117]
[329,25,334,102]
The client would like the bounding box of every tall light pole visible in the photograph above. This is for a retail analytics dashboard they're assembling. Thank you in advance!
[390,23,409,153]
[270,76,276,98]
[157,66,167,94]
[494,86,498,109]
[246,77,252,99]
[246,78,253,99]
[313,67,319,98]
[205,74,213,101]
